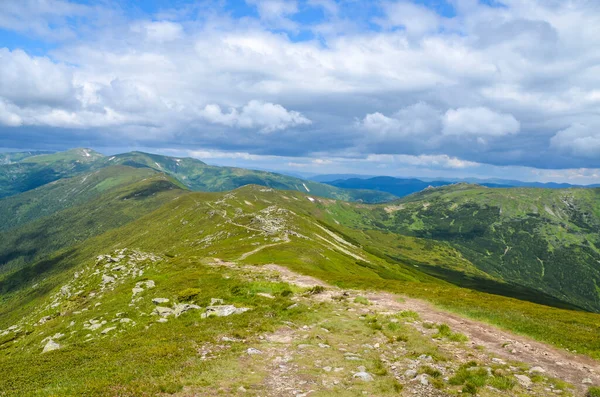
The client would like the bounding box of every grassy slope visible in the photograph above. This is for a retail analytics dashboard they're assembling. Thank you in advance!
[0,149,104,199]
[319,184,600,312]
[0,168,185,278]
[103,151,398,203]
[1,185,599,376]
[0,165,167,232]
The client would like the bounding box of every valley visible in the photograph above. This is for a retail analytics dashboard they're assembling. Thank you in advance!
[0,150,600,396]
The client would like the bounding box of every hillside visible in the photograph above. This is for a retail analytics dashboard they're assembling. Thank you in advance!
[321,184,600,312]
[0,149,103,198]
[0,168,185,277]
[1,185,600,396]
[0,149,396,203]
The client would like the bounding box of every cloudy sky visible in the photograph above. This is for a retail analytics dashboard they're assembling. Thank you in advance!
[1,0,600,183]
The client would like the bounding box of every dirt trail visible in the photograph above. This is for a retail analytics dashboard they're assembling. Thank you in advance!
[264,264,600,395]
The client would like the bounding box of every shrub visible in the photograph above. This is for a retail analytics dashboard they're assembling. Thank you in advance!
[177,288,202,302]
[588,387,600,397]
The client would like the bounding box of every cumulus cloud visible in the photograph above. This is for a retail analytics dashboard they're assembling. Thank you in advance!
[378,1,444,36]
[442,107,521,137]
[1,0,600,175]
[551,124,600,158]
[0,48,75,107]
[131,21,184,43]
[199,100,311,133]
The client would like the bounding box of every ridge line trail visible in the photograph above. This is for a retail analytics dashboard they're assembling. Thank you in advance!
[257,263,600,394]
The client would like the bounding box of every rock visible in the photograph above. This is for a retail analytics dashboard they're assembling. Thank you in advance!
[405,369,418,378]
[582,378,593,385]
[42,339,60,353]
[210,298,224,305]
[515,374,532,388]
[247,348,262,355]
[357,366,366,372]
[529,366,546,374]
[201,305,250,318]
[418,374,429,386]
[286,303,299,310]
[101,327,116,334]
[132,287,144,296]
[120,318,132,323]
[101,275,115,284]
[318,343,331,349]
[153,306,174,317]
[238,386,247,393]
[157,318,168,323]
[256,293,275,299]
[492,358,506,365]
[152,298,170,305]
[173,303,201,317]
[353,372,374,382]
[37,316,53,325]
[323,366,332,372]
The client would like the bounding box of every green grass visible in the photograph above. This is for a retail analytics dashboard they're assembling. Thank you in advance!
[433,323,468,342]
[588,386,600,397]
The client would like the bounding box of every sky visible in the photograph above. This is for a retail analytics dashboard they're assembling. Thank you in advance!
[1,0,600,183]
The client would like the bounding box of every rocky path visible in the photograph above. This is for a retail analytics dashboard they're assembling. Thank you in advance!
[264,264,600,395]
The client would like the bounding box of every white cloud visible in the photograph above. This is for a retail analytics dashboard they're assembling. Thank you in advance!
[131,21,184,43]
[359,102,441,139]
[0,100,22,127]
[379,1,443,36]
[0,48,75,107]
[199,100,311,133]
[551,124,600,157]
[366,154,480,169]
[442,107,520,137]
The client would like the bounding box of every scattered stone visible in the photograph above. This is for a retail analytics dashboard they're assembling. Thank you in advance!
[201,305,250,318]
[529,366,546,374]
[286,303,299,310]
[405,369,418,378]
[318,343,331,349]
[157,318,168,323]
[42,339,60,353]
[323,366,332,372]
[582,378,593,385]
[247,348,262,355]
[152,298,170,305]
[417,374,429,386]
[515,374,532,388]
[353,372,374,382]
[153,306,175,317]
[256,293,275,299]
[492,358,506,365]
[173,303,201,317]
[101,275,115,284]
[101,327,116,335]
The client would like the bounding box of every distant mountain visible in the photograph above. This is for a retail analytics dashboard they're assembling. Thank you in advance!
[309,173,379,182]
[0,149,397,203]
[0,148,103,198]
[311,174,600,197]
[323,176,510,198]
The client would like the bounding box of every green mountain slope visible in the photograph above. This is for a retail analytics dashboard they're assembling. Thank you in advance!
[0,149,396,203]
[1,186,600,396]
[0,167,184,277]
[102,151,397,203]
[0,165,170,232]
[0,149,104,198]
[325,183,600,312]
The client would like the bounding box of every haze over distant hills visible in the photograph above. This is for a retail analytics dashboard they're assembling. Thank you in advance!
[309,174,600,198]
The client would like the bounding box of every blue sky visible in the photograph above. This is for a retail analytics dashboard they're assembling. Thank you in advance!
[1,0,600,183]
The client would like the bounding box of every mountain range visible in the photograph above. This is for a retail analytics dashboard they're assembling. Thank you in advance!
[1,149,600,396]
